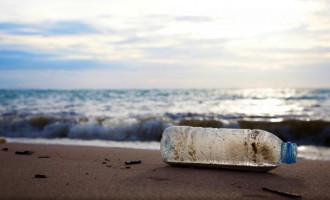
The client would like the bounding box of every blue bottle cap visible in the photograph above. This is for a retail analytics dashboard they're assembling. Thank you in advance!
[281,142,297,164]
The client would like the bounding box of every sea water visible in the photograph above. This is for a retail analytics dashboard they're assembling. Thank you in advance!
[0,88,330,160]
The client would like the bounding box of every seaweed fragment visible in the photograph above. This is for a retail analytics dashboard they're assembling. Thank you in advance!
[0,138,6,144]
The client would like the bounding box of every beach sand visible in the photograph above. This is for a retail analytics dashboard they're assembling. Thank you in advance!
[1,143,329,199]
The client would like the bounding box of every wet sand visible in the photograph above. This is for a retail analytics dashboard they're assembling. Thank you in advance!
[1,143,329,199]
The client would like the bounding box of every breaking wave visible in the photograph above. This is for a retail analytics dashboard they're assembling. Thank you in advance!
[1,114,330,146]
[0,115,169,141]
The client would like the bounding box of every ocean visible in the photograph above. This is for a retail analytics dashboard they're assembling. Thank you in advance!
[1,88,330,160]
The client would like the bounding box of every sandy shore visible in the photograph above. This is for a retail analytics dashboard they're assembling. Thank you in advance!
[1,143,329,200]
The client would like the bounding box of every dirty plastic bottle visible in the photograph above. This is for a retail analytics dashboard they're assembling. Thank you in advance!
[160,126,297,172]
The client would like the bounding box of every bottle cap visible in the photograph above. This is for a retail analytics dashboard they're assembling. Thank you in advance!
[281,142,297,164]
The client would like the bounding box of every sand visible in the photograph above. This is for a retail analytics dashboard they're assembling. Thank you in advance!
[1,143,329,200]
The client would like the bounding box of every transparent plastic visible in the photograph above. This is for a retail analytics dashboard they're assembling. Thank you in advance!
[160,126,297,172]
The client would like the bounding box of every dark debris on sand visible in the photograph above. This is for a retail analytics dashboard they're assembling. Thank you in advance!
[2,147,8,151]
[34,174,47,178]
[15,150,34,155]
[125,160,141,165]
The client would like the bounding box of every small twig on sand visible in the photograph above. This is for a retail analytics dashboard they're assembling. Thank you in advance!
[262,187,302,198]
[38,156,50,158]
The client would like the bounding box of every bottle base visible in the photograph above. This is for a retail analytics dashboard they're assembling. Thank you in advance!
[165,161,277,172]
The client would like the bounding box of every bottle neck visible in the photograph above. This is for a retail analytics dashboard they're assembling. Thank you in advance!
[281,142,297,164]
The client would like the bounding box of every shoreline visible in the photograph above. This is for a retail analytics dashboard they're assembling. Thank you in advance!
[4,137,330,161]
[4,137,161,150]
[1,143,330,199]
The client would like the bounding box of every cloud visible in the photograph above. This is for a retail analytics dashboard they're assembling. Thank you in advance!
[174,16,213,22]
[0,50,112,70]
[115,37,149,45]
[45,21,99,35]
[0,21,98,36]
[146,15,214,23]
[0,22,38,35]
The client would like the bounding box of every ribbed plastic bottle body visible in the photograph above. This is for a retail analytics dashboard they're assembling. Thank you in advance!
[161,126,287,171]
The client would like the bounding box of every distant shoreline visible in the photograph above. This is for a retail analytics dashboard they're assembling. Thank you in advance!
[1,87,330,90]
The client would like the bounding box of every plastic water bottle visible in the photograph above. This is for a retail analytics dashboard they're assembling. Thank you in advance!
[160,126,297,172]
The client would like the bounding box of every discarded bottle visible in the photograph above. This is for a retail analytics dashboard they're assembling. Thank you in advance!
[160,126,297,172]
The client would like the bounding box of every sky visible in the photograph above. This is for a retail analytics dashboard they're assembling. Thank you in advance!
[0,0,329,89]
